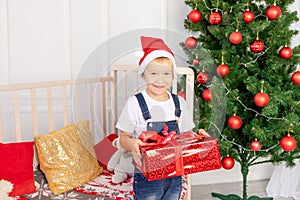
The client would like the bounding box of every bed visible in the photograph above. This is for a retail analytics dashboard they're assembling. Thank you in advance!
[0,65,195,200]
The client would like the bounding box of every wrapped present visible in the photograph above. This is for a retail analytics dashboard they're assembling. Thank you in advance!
[136,128,221,181]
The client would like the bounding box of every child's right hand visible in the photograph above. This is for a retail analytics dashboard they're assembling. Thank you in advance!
[129,138,144,166]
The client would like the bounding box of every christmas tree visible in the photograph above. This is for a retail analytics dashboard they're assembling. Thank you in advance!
[181,0,300,199]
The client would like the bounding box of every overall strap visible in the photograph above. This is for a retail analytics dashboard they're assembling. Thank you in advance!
[135,93,151,121]
[135,92,182,121]
[171,93,181,118]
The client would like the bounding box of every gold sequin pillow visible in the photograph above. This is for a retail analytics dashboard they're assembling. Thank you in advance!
[35,120,103,195]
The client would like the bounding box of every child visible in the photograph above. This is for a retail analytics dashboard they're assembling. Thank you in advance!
[116,36,196,200]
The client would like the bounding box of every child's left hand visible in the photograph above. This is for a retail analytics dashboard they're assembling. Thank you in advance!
[198,129,210,137]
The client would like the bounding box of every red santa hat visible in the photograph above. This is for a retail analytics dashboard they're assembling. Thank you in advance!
[138,36,176,74]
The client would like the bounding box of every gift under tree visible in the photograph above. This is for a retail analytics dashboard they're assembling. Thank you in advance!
[181,0,300,199]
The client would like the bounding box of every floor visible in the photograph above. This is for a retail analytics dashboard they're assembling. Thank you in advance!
[192,179,294,200]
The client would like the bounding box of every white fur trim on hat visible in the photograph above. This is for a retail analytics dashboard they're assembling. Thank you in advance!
[138,50,176,74]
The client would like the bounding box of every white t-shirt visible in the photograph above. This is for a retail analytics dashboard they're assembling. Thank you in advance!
[116,91,195,139]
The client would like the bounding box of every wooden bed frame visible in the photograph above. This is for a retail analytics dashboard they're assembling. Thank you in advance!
[0,65,195,200]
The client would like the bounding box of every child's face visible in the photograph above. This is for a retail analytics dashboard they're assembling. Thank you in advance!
[142,58,173,98]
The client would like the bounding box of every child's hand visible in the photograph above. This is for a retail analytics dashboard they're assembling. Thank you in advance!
[129,138,144,166]
[198,129,210,137]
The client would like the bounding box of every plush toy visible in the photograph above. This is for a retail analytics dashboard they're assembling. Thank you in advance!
[107,137,134,184]
[0,179,14,200]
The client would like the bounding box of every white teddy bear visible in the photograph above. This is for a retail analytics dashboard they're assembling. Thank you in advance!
[0,179,15,200]
[107,137,134,184]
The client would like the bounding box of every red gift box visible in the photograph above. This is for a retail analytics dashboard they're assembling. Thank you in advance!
[136,131,221,181]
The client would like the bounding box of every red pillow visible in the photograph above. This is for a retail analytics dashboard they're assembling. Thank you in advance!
[94,133,118,170]
[0,141,36,196]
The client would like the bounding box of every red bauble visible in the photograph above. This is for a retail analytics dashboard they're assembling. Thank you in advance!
[229,31,243,45]
[197,72,210,84]
[177,90,186,100]
[250,40,264,53]
[243,10,255,23]
[292,71,300,85]
[254,92,270,107]
[266,5,281,20]
[193,58,199,66]
[185,36,197,49]
[228,115,242,129]
[189,9,202,23]
[279,47,293,59]
[221,156,235,170]
[217,64,229,77]
[209,11,222,25]
[280,135,297,152]
[250,140,262,151]
[201,89,212,101]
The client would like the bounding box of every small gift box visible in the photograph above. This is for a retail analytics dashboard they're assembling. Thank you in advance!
[136,127,221,181]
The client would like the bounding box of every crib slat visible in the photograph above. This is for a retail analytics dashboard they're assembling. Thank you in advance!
[89,83,95,139]
[30,88,39,136]
[47,87,54,132]
[13,90,22,141]
[101,81,106,137]
[62,85,68,126]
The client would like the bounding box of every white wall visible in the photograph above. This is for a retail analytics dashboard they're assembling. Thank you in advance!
[0,0,299,185]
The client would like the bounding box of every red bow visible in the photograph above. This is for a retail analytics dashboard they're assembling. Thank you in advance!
[139,123,177,145]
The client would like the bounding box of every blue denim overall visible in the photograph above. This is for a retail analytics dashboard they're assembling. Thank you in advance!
[133,93,182,200]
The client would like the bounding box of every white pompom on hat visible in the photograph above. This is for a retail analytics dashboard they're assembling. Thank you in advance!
[138,36,176,74]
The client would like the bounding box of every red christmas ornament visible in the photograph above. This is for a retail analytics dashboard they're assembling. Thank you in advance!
[266,5,281,20]
[177,90,186,100]
[189,9,202,23]
[250,139,262,151]
[217,64,229,77]
[229,31,243,45]
[250,40,264,53]
[209,11,222,25]
[279,47,293,59]
[185,36,197,49]
[201,89,212,101]
[193,58,199,66]
[243,10,255,23]
[197,72,210,84]
[221,156,235,170]
[280,135,297,152]
[292,71,300,85]
[254,92,270,107]
[228,115,242,129]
